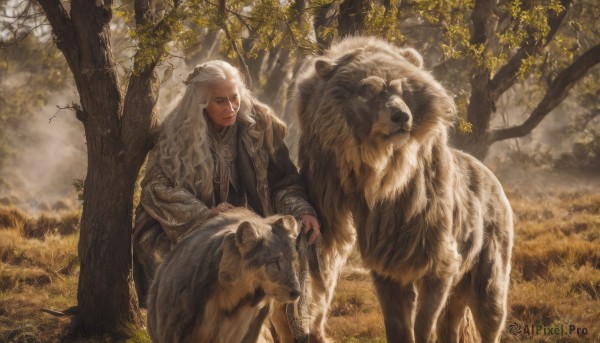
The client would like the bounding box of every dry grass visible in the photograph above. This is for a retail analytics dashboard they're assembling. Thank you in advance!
[0,206,80,343]
[1,188,599,342]
[327,265,386,342]
[503,189,600,343]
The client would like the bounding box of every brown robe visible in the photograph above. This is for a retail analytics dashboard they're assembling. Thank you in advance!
[133,101,315,305]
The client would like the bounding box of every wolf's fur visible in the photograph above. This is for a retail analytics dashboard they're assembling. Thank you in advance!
[147,208,302,343]
[294,36,514,343]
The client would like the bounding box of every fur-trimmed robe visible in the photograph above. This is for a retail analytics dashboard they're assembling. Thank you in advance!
[133,99,315,304]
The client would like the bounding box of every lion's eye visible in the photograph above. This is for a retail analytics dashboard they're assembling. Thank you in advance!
[357,76,385,100]
[357,84,378,100]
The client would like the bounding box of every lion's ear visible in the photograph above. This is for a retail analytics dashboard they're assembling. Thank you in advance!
[316,50,362,79]
[274,215,299,237]
[399,48,424,69]
[236,221,261,252]
[315,58,336,79]
[219,238,242,286]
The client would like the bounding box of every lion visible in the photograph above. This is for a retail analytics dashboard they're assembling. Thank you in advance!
[147,208,302,343]
[293,36,514,343]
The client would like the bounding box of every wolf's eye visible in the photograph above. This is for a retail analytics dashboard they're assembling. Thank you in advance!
[267,261,280,272]
[267,256,281,272]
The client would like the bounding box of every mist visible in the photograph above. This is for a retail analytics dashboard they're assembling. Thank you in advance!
[0,90,86,212]
[1,53,595,213]
[0,57,196,213]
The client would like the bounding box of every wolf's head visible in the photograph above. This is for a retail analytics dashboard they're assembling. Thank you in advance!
[221,215,301,303]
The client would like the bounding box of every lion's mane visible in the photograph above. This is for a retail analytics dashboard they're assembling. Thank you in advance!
[294,36,513,342]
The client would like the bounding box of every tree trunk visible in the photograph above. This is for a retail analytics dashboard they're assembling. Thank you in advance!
[78,126,143,334]
[243,34,268,90]
[37,0,149,336]
[313,1,336,48]
[450,0,496,159]
[185,28,224,66]
[260,47,292,115]
[338,0,369,36]
[70,0,145,333]
[452,69,495,159]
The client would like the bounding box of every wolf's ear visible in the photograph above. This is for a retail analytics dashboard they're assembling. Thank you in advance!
[399,47,423,69]
[219,238,242,286]
[236,221,261,252]
[274,215,299,237]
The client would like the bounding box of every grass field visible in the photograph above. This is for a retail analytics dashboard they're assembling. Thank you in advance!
[1,185,599,342]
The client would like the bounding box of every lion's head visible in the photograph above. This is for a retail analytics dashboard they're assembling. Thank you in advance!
[303,37,455,149]
[295,37,457,205]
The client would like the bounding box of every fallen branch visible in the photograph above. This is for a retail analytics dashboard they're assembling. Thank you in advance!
[41,308,65,317]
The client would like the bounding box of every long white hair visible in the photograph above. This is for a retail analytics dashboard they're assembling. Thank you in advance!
[150,60,255,204]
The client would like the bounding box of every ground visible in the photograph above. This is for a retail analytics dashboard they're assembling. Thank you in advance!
[1,178,599,342]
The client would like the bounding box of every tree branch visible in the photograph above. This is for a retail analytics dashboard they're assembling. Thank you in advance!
[470,0,496,46]
[488,43,600,143]
[36,0,80,71]
[464,0,497,136]
[205,0,252,31]
[337,0,369,36]
[0,23,47,48]
[223,24,253,88]
[580,108,600,130]
[489,0,571,99]
[0,0,45,46]
[134,0,153,25]
[122,0,181,173]
[214,0,252,87]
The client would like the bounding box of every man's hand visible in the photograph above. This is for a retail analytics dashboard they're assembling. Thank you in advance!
[301,214,321,245]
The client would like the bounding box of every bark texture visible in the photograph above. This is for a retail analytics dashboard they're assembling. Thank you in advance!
[37,0,166,336]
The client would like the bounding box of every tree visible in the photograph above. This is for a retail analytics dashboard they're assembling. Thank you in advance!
[31,0,178,335]
[399,0,600,159]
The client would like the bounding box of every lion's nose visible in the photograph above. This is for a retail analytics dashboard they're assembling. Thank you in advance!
[391,110,410,124]
[289,290,301,300]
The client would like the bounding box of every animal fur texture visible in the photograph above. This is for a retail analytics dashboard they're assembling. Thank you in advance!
[147,208,302,343]
[294,36,514,343]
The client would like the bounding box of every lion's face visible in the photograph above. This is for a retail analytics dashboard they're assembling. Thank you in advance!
[310,49,455,150]
[350,72,415,148]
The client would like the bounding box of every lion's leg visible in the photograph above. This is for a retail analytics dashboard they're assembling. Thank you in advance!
[436,283,468,343]
[308,288,329,343]
[372,272,416,343]
[307,286,331,343]
[469,284,507,343]
[307,243,352,343]
[469,243,510,343]
[414,274,454,343]
[307,260,344,343]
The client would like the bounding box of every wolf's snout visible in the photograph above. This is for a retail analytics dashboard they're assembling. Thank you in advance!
[391,110,410,125]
